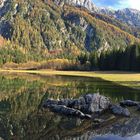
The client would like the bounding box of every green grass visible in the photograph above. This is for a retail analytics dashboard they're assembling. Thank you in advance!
[0,69,140,81]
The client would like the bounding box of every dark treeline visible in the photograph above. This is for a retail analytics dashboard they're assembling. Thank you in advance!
[78,44,140,71]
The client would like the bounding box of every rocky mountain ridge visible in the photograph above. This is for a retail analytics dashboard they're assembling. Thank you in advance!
[52,0,98,11]
[53,0,140,28]
[1,0,140,28]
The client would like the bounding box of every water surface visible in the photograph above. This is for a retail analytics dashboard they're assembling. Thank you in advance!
[0,73,139,140]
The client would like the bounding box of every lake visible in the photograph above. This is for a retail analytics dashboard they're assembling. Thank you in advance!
[0,72,139,140]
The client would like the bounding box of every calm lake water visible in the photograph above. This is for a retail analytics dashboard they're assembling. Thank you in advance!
[0,72,139,140]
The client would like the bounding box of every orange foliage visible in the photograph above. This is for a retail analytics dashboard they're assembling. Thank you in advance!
[0,36,6,47]
[49,49,62,54]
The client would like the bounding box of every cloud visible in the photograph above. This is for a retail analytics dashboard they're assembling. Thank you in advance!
[93,0,140,10]
[119,0,140,10]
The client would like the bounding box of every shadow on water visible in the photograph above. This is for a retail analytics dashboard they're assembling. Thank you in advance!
[0,72,139,140]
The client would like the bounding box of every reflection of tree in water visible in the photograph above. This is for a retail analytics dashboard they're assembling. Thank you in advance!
[0,73,139,139]
[44,75,140,102]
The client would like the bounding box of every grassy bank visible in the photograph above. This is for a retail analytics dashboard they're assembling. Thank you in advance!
[0,69,139,88]
[0,69,139,81]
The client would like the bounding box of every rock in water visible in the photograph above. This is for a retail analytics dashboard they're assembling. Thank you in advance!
[83,94,111,113]
[48,105,92,119]
[137,104,140,111]
[120,100,139,107]
[110,105,130,117]
[43,93,111,118]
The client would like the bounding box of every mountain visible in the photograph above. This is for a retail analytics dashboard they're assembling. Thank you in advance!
[0,0,10,17]
[114,8,140,27]
[100,8,140,28]
[0,0,140,71]
[48,0,140,38]
[53,0,140,28]
[52,0,98,11]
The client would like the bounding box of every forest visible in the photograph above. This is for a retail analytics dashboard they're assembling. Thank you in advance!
[79,43,140,71]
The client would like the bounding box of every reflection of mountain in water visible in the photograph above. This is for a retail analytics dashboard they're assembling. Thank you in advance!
[0,73,139,140]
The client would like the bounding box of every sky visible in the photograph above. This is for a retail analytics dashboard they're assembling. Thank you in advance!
[93,0,140,10]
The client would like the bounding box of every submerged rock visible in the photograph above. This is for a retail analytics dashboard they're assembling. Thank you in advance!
[120,100,139,107]
[110,105,130,117]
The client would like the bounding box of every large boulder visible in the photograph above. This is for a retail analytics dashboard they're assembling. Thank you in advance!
[83,94,111,113]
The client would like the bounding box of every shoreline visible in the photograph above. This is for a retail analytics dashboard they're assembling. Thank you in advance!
[0,69,139,82]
